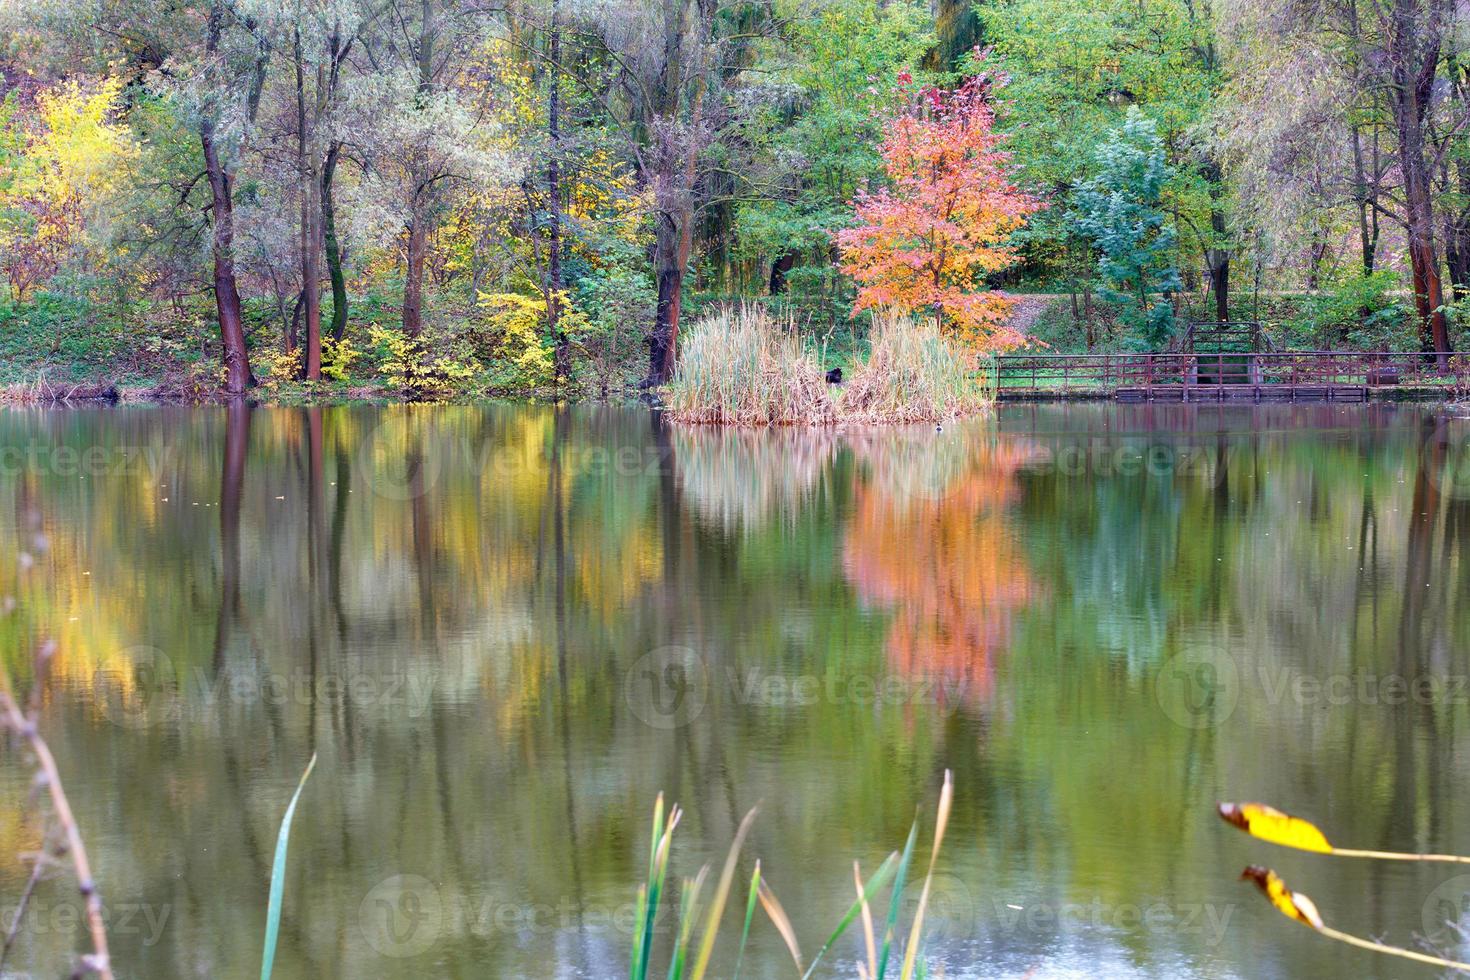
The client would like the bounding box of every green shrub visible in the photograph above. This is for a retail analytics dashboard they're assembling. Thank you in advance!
[1288,272,1413,350]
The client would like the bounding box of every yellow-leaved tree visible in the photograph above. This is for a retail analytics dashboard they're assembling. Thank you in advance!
[0,77,137,301]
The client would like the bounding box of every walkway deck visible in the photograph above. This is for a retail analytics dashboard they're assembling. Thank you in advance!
[994,351,1465,402]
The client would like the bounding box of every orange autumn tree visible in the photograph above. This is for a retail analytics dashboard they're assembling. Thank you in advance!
[837,67,1040,351]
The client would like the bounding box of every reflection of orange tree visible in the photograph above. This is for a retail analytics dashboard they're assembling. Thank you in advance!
[843,431,1038,703]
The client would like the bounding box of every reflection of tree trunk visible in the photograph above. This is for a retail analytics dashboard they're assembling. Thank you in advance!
[213,400,251,672]
[549,404,586,933]
[650,409,680,586]
[305,407,325,582]
[1381,419,1444,860]
[408,438,434,624]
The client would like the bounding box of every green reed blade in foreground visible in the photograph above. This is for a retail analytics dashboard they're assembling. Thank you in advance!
[800,851,899,980]
[877,818,920,979]
[259,753,317,980]
[730,861,761,980]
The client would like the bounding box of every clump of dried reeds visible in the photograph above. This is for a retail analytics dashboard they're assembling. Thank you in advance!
[666,307,994,426]
[665,305,840,425]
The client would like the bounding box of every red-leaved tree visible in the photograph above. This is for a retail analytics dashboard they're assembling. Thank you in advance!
[837,68,1040,351]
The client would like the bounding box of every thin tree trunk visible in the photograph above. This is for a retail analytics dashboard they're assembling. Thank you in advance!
[322,142,348,341]
[403,217,428,338]
[548,0,568,382]
[402,0,435,339]
[648,215,686,386]
[296,31,322,381]
[202,119,253,394]
[202,4,254,394]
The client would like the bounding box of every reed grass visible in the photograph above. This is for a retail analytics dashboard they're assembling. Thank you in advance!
[842,314,994,425]
[629,771,953,980]
[665,305,839,425]
[260,754,317,980]
[666,306,993,426]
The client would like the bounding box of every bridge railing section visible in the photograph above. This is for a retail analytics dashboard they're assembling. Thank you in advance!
[995,351,1470,395]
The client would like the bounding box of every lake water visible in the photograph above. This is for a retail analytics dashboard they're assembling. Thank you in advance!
[3,401,1470,978]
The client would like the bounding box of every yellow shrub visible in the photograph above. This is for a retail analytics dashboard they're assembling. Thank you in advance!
[367,326,477,400]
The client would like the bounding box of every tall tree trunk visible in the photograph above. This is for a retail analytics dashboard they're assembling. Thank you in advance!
[201,119,254,394]
[548,0,568,382]
[202,5,254,395]
[769,250,797,295]
[648,214,688,386]
[296,29,322,380]
[322,142,349,341]
[1389,0,1451,358]
[403,217,428,338]
[402,0,435,340]
[1202,159,1229,322]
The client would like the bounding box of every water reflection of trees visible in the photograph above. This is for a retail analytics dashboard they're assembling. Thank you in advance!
[12,404,1470,977]
[842,426,1038,705]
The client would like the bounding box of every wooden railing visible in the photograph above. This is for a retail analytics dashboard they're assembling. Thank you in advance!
[995,351,1470,397]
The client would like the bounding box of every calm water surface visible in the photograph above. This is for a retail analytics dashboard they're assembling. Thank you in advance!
[3,401,1470,979]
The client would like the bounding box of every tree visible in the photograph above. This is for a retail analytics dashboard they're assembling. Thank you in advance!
[733,0,932,310]
[836,71,1040,352]
[1070,109,1183,349]
[0,78,136,301]
[983,0,1228,319]
[588,0,785,386]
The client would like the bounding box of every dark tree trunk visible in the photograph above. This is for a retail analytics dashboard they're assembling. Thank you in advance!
[403,217,428,337]
[322,142,348,341]
[296,30,321,380]
[201,119,254,394]
[648,216,686,386]
[1388,0,1451,358]
[201,4,254,394]
[401,0,436,340]
[769,250,797,295]
[548,0,568,382]
[1201,158,1229,323]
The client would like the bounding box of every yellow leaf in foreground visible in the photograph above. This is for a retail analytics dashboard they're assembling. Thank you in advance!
[1240,866,1325,930]
[1218,802,1333,853]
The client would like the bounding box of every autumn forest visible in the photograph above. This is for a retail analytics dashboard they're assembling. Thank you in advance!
[3,0,1469,402]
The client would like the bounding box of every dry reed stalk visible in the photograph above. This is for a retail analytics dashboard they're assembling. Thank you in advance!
[0,641,114,979]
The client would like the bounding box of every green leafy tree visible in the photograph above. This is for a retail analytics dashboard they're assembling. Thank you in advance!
[1071,109,1182,349]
